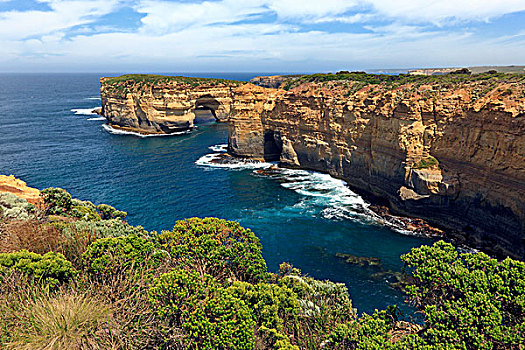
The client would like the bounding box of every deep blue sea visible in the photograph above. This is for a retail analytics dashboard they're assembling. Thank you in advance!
[0,73,434,315]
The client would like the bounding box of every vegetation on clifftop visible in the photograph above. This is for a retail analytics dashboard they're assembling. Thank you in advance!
[102,74,243,94]
[281,70,525,90]
[1,186,525,349]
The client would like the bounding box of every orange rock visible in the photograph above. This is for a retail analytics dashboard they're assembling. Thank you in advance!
[0,175,42,205]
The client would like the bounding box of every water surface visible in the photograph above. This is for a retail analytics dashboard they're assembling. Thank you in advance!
[0,73,433,315]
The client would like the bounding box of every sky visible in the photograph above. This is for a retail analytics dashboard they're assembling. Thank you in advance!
[1,0,525,72]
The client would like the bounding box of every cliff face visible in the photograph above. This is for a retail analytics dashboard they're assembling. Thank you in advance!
[0,175,41,205]
[100,76,240,134]
[229,78,525,258]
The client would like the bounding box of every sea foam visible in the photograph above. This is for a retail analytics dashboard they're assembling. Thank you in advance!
[102,124,190,138]
[71,108,100,116]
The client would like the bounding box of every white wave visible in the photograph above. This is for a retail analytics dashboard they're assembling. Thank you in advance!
[196,152,274,170]
[87,117,106,121]
[85,97,101,100]
[102,124,190,138]
[71,108,100,116]
[208,144,228,152]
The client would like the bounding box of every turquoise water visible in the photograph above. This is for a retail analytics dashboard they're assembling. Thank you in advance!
[0,73,433,315]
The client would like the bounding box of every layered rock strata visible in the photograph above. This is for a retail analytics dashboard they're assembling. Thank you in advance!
[100,74,525,258]
[100,76,241,134]
[229,78,525,258]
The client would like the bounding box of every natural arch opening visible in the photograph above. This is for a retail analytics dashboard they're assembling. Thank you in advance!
[194,95,221,124]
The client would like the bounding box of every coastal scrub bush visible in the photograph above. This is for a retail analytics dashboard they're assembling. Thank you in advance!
[61,218,147,239]
[149,269,255,350]
[97,203,127,220]
[71,199,100,221]
[401,240,525,349]
[157,217,267,283]
[41,187,72,215]
[0,250,76,287]
[0,192,34,220]
[83,234,166,276]
[227,281,299,331]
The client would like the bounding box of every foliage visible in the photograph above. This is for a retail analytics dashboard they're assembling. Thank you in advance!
[149,269,255,349]
[227,281,299,330]
[157,217,268,283]
[70,199,100,221]
[82,234,165,275]
[414,156,439,169]
[60,218,146,239]
[41,187,72,215]
[401,240,525,349]
[3,290,113,350]
[0,250,76,287]
[96,203,127,220]
[0,192,34,220]
[279,263,356,319]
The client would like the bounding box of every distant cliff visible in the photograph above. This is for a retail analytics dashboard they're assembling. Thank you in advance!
[100,72,525,258]
[231,73,525,258]
[100,75,242,134]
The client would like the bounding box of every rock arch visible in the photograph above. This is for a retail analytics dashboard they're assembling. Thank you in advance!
[194,94,222,123]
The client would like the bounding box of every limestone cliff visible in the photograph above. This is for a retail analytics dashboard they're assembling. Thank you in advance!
[99,73,525,257]
[229,74,525,258]
[100,75,241,134]
[0,175,41,205]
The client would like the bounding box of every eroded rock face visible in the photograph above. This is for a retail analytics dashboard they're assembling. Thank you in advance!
[0,175,41,205]
[229,79,525,258]
[100,77,240,134]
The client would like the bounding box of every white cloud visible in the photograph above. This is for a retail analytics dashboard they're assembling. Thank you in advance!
[1,0,525,71]
[267,0,357,19]
[363,0,525,24]
[0,0,121,40]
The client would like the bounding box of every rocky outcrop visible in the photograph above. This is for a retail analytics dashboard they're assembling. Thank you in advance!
[249,75,301,89]
[0,175,41,205]
[99,73,525,257]
[229,77,525,258]
[100,76,241,134]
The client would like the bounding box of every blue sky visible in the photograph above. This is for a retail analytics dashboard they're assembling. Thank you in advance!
[1,0,525,72]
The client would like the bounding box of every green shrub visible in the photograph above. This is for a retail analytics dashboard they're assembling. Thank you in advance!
[401,241,525,349]
[97,203,127,220]
[149,269,255,350]
[279,263,356,319]
[413,156,439,169]
[70,199,100,221]
[0,250,76,287]
[227,281,298,331]
[157,217,267,283]
[0,192,33,220]
[82,234,165,275]
[60,218,147,239]
[41,188,72,215]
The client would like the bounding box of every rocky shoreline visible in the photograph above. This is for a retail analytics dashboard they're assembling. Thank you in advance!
[99,72,525,259]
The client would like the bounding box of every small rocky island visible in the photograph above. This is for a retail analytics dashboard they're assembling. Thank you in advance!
[99,71,525,258]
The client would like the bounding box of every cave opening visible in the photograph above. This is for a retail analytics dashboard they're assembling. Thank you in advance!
[263,130,282,161]
[194,95,221,124]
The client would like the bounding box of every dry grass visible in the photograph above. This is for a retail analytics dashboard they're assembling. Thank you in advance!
[0,262,179,350]
[0,219,98,266]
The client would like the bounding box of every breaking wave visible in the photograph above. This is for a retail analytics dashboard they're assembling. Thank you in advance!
[102,124,190,138]
[71,108,100,116]
[197,144,415,234]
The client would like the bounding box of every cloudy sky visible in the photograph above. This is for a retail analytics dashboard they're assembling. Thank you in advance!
[1,0,525,72]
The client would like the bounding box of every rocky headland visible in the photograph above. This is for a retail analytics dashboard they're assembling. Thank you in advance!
[100,74,242,134]
[100,72,525,258]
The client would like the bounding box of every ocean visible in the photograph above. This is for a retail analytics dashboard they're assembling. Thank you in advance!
[0,73,434,315]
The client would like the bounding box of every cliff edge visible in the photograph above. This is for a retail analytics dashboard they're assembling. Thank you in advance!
[100,72,525,258]
[230,72,525,258]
